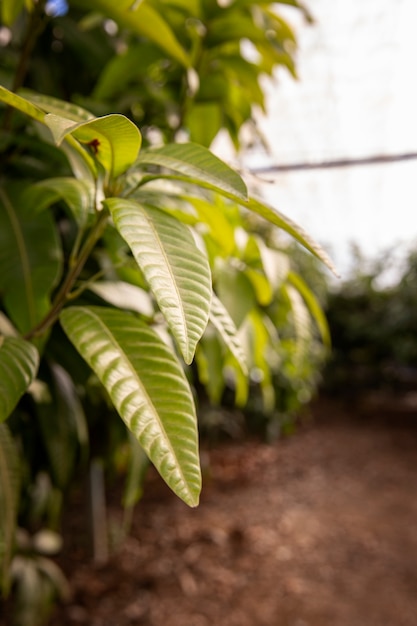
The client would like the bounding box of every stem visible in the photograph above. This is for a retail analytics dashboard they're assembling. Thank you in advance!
[24,211,108,340]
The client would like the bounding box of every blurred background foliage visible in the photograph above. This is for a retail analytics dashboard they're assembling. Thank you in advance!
[0,1,333,623]
[323,245,417,398]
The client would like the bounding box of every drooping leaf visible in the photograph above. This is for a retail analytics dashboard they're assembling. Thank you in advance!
[209,293,248,376]
[36,363,89,489]
[0,188,63,334]
[195,333,225,406]
[135,143,248,201]
[287,271,331,347]
[0,336,39,423]
[23,178,95,226]
[60,306,201,506]
[122,431,149,509]
[44,113,142,179]
[21,91,95,122]
[106,198,212,364]
[283,283,312,368]
[70,0,190,67]
[0,423,20,595]
[0,85,45,124]
[247,197,338,276]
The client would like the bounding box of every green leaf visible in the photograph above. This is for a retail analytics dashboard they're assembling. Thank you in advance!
[209,293,248,376]
[185,103,222,147]
[135,143,248,202]
[60,306,201,506]
[287,271,331,347]
[36,363,89,489]
[284,284,312,368]
[216,263,256,328]
[88,281,154,318]
[0,188,62,334]
[247,197,338,276]
[0,336,39,423]
[195,334,225,406]
[44,113,142,179]
[20,91,95,123]
[0,85,45,124]
[184,195,236,257]
[122,431,149,509]
[71,0,190,67]
[106,198,212,364]
[0,423,20,596]
[23,178,95,227]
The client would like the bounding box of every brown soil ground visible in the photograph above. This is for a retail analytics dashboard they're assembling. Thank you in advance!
[33,398,417,624]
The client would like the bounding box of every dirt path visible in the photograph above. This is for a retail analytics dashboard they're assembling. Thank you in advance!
[50,399,417,626]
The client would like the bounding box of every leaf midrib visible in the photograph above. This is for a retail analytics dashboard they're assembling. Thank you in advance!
[140,206,189,359]
[82,308,191,493]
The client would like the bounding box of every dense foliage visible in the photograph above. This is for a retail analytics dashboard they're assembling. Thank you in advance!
[324,247,417,395]
[0,0,331,622]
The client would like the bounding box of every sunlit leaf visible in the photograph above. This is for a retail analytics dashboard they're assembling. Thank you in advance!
[0,336,39,423]
[21,91,95,122]
[185,103,222,147]
[60,306,201,506]
[71,0,190,66]
[135,143,248,201]
[247,197,338,275]
[44,113,142,179]
[288,271,331,347]
[0,86,45,124]
[284,284,312,368]
[106,198,212,364]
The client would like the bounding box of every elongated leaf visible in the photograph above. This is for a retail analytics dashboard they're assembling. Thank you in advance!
[287,271,331,347]
[0,336,39,423]
[284,284,312,367]
[106,198,212,364]
[0,423,20,595]
[135,143,248,201]
[209,293,248,376]
[0,86,45,123]
[21,91,95,122]
[0,188,62,334]
[44,113,142,178]
[36,363,89,489]
[247,197,338,276]
[123,431,149,509]
[23,178,94,226]
[195,333,225,406]
[60,306,201,506]
[71,0,190,67]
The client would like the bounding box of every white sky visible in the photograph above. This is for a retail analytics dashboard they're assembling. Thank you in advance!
[240,0,417,280]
